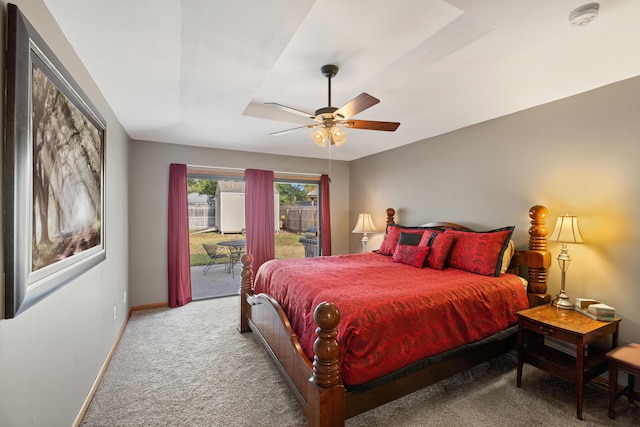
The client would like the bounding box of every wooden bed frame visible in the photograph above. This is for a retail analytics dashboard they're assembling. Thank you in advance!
[238,205,552,426]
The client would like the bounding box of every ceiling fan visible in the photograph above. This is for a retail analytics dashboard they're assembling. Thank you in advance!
[266,64,400,147]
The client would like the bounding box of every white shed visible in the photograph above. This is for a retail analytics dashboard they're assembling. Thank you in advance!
[215,180,280,234]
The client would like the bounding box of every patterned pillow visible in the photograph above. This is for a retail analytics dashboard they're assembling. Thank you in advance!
[446,227,515,277]
[378,225,426,255]
[392,244,430,268]
[424,232,454,270]
[418,229,442,247]
[398,231,423,246]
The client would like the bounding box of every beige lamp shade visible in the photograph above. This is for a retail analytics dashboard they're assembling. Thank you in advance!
[549,214,584,243]
[352,213,377,234]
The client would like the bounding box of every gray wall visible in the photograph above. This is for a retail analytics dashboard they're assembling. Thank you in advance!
[128,140,349,306]
[0,1,130,425]
[350,76,640,346]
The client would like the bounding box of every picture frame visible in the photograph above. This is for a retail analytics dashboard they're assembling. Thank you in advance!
[4,4,106,318]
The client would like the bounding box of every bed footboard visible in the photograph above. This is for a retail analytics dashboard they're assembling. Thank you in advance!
[308,302,345,427]
[240,256,313,403]
[239,255,345,426]
[238,254,253,334]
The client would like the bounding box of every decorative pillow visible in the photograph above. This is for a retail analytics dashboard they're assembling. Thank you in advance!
[378,225,428,255]
[446,227,515,277]
[398,232,423,246]
[424,232,454,270]
[392,244,430,268]
[500,239,515,274]
[418,229,443,247]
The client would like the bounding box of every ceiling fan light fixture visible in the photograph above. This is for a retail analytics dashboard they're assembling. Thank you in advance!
[330,126,347,146]
[311,127,328,147]
[267,64,400,147]
[569,3,599,26]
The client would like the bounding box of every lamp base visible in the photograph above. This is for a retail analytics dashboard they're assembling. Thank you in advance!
[551,290,573,310]
[361,233,369,253]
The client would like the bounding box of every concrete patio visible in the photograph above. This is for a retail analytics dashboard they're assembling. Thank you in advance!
[190,262,240,300]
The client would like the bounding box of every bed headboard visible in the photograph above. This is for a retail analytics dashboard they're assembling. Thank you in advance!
[516,205,552,306]
[384,205,551,307]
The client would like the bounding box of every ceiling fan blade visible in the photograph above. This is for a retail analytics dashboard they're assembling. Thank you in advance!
[334,93,380,119]
[269,124,318,136]
[343,120,400,132]
[264,102,316,120]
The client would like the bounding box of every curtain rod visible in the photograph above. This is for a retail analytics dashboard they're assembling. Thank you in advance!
[187,164,322,178]
[275,171,322,177]
[187,165,244,171]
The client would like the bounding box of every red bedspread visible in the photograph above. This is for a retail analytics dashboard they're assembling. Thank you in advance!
[253,252,529,385]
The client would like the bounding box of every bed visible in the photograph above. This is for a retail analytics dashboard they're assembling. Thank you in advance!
[238,205,552,426]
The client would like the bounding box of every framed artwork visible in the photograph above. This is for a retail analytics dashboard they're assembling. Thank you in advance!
[4,4,107,318]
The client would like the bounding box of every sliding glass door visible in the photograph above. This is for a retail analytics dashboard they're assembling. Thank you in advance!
[184,169,322,300]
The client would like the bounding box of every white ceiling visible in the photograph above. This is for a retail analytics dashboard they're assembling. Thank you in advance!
[43,0,640,161]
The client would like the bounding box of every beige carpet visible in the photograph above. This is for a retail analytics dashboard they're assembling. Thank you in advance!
[80,297,639,426]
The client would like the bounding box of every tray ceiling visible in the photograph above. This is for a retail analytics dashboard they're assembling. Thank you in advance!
[44,0,640,161]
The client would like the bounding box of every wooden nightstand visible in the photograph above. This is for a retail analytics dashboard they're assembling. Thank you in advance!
[516,304,620,420]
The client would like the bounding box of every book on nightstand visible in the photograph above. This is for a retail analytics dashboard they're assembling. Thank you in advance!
[574,298,615,321]
[544,336,588,357]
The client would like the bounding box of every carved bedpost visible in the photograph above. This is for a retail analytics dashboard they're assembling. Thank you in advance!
[527,206,552,307]
[386,208,395,226]
[308,302,345,427]
[238,254,254,333]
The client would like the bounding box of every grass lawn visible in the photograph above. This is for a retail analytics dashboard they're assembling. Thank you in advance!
[189,230,306,265]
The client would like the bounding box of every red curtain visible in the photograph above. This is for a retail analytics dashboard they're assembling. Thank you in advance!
[320,174,332,256]
[245,169,275,275]
[167,163,192,308]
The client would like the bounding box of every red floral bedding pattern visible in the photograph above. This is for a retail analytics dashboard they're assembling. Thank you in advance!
[392,244,430,267]
[253,252,529,386]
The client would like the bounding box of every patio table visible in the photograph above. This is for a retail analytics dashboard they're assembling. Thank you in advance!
[218,239,245,278]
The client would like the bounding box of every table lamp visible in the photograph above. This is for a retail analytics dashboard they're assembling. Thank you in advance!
[549,214,584,309]
[352,213,377,253]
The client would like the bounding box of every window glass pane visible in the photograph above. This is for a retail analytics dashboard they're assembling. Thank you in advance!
[184,169,323,300]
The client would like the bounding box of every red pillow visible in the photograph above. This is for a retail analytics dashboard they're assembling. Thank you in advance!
[418,230,442,247]
[445,227,514,277]
[392,244,430,268]
[424,232,454,270]
[378,225,425,255]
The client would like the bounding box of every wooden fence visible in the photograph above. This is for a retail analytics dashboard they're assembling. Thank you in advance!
[280,206,318,233]
[190,204,317,233]
[189,205,215,230]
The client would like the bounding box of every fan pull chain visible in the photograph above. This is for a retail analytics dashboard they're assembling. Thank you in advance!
[328,142,332,180]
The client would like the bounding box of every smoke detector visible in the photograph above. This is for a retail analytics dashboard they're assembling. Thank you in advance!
[569,3,600,26]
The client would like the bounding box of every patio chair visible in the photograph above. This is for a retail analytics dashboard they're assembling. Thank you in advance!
[225,245,244,279]
[202,243,229,275]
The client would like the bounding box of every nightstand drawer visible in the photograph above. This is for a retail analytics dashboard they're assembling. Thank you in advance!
[521,318,576,343]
